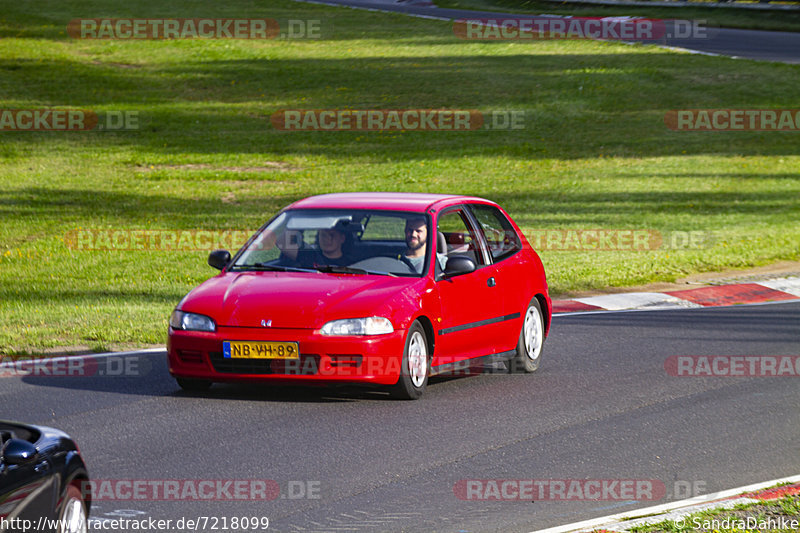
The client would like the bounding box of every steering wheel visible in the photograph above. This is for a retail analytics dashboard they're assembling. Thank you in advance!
[395,254,418,273]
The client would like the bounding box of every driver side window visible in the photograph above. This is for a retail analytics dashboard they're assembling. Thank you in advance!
[436,209,485,268]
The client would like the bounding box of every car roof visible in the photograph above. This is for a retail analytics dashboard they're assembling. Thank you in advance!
[286,192,493,212]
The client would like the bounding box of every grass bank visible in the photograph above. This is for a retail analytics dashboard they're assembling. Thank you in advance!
[1,0,798,353]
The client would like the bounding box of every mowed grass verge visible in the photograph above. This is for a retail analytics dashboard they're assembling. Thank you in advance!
[0,0,799,354]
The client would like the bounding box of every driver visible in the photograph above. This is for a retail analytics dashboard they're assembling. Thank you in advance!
[403,217,446,273]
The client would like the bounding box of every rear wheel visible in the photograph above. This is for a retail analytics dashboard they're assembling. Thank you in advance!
[58,484,87,533]
[390,321,429,400]
[176,377,212,391]
[509,298,544,373]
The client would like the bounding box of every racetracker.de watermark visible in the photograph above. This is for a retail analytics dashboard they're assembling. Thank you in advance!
[453,479,666,501]
[270,109,526,131]
[453,18,709,41]
[87,516,270,532]
[0,354,151,378]
[665,109,800,131]
[525,229,716,251]
[0,109,139,131]
[63,228,717,252]
[67,18,326,39]
[81,479,321,501]
[64,229,254,251]
[665,355,800,377]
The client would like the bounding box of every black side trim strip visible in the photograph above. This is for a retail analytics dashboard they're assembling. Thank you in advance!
[437,312,520,336]
[431,349,517,376]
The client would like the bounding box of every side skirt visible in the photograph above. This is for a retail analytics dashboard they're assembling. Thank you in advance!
[430,349,516,377]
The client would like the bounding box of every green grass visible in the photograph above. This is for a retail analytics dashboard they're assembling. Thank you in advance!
[436,0,800,33]
[1,0,799,354]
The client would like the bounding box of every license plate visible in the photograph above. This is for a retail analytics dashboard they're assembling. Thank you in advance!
[223,341,299,359]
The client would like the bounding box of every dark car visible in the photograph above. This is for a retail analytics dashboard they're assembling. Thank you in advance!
[0,421,90,533]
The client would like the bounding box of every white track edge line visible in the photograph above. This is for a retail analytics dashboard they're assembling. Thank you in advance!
[553,294,800,316]
[0,347,166,368]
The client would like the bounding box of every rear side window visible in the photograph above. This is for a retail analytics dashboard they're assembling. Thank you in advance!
[469,204,521,262]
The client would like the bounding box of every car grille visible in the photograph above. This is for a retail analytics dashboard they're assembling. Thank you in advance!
[209,352,321,375]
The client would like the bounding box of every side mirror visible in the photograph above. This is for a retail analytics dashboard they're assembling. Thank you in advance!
[1,439,39,466]
[443,256,476,278]
[208,249,231,270]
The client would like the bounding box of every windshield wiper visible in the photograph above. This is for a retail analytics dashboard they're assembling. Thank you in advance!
[231,263,396,277]
[231,263,317,273]
[314,265,367,274]
[314,265,396,277]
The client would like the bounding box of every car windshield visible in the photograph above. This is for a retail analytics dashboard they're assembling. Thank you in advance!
[231,209,432,277]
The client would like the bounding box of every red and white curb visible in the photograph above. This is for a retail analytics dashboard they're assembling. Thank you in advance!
[553,276,800,314]
[529,475,800,533]
[4,278,799,361]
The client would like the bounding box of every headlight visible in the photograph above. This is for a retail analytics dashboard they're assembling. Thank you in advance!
[320,317,394,336]
[170,310,216,332]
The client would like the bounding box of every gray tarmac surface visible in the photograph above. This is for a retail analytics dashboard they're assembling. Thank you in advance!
[3,302,799,532]
[299,0,800,64]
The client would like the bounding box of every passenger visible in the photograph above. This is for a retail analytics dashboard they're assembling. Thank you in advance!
[298,226,355,268]
[275,229,305,267]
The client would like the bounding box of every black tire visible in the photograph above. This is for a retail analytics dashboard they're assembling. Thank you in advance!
[390,321,429,400]
[58,483,88,533]
[176,377,213,391]
[508,298,545,373]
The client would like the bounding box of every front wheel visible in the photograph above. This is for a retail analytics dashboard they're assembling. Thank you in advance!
[509,298,545,373]
[390,321,429,400]
[58,483,88,533]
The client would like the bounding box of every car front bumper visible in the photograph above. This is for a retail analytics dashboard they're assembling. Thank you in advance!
[167,326,407,386]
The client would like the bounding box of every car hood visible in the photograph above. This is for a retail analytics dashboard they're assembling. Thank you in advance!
[179,271,426,329]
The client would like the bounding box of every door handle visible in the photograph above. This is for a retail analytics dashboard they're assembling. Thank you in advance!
[487,277,496,287]
[34,461,50,473]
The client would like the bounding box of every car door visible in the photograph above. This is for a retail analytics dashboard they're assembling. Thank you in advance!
[433,207,506,366]
[466,203,527,353]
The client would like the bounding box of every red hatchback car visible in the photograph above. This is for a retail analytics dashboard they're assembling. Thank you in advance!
[167,192,550,399]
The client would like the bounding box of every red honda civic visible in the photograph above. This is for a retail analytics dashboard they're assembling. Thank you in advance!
[167,192,550,399]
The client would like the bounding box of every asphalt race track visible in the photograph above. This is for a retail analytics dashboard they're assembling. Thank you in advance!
[299,0,800,64]
[3,302,799,532]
